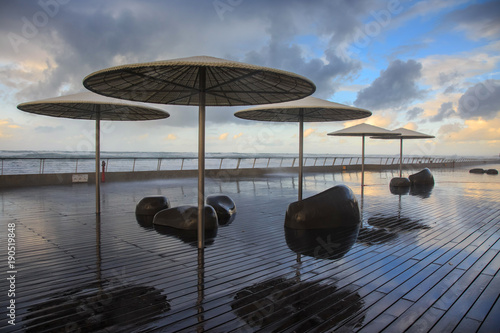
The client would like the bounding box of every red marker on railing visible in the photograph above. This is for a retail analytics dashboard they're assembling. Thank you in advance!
[101,161,106,183]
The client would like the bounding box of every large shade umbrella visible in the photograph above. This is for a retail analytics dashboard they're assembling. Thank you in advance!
[328,123,398,187]
[17,92,169,214]
[235,96,371,200]
[82,55,316,249]
[373,127,435,177]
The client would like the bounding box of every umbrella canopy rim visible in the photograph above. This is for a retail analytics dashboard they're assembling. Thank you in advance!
[17,92,170,121]
[82,55,316,107]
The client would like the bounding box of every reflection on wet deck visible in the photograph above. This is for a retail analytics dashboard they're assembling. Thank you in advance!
[1,164,499,332]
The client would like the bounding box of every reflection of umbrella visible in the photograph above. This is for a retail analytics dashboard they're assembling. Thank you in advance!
[17,92,169,214]
[373,128,435,177]
[83,55,316,249]
[328,123,398,186]
[235,96,371,200]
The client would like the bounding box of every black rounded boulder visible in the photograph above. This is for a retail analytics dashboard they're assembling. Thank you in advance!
[284,185,360,229]
[153,205,218,233]
[486,169,498,175]
[409,168,434,186]
[206,195,236,225]
[469,168,485,174]
[390,177,411,188]
[135,196,171,226]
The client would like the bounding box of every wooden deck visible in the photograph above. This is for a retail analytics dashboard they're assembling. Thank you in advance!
[1,164,499,332]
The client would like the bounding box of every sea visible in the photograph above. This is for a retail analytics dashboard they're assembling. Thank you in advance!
[0,150,495,175]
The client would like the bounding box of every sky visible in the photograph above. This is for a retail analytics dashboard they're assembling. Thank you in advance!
[0,0,499,157]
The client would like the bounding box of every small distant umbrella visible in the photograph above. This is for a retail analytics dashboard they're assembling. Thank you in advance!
[235,96,371,200]
[17,92,169,214]
[83,55,316,250]
[328,123,399,187]
[373,128,435,177]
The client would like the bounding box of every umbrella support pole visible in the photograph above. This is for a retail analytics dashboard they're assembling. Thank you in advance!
[95,109,101,214]
[198,68,206,250]
[399,137,403,178]
[361,135,365,187]
[298,112,304,201]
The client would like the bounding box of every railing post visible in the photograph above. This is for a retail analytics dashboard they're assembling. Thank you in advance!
[76,159,79,173]
[252,158,257,168]
[132,158,136,172]
[1,159,3,175]
[181,158,185,170]
[280,158,283,167]
[332,157,337,166]
[236,158,241,169]
[292,158,296,167]
[106,159,109,172]
[266,158,271,168]
[323,157,327,166]
[219,158,224,170]
[158,158,162,171]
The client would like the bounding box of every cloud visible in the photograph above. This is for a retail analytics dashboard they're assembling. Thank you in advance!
[164,134,177,141]
[354,59,426,110]
[406,107,425,121]
[233,132,243,139]
[304,128,316,138]
[429,102,456,122]
[35,125,63,133]
[219,132,229,140]
[439,118,500,142]
[457,79,500,120]
[441,1,500,41]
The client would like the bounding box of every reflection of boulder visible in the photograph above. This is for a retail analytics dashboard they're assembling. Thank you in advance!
[25,283,169,332]
[154,224,216,246]
[368,214,430,232]
[469,168,485,174]
[232,277,363,332]
[135,196,170,228]
[357,227,398,245]
[285,225,359,260]
[153,205,218,233]
[206,195,236,225]
[409,168,434,186]
[409,184,434,198]
[390,177,410,187]
[285,185,359,229]
[486,169,498,175]
[390,185,410,195]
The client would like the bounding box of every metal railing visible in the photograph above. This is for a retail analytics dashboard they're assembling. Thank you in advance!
[0,156,493,176]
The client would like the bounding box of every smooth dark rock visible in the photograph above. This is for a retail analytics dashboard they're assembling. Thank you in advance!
[409,168,434,186]
[206,195,237,225]
[390,177,411,187]
[486,169,498,175]
[136,195,170,216]
[153,205,218,232]
[285,224,359,260]
[469,168,485,174]
[284,185,360,229]
[154,224,217,246]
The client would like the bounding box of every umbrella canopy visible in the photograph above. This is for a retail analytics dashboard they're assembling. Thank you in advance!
[328,123,398,186]
[17,92,170,214]
[235,96,371,200]
[373,127,435,177]
[83,55,316,249]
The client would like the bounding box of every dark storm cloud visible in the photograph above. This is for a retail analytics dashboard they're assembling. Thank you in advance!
[457,80,500,120]
[0,0,385,126]
[354,59,426,110]
[429,102,456,122]
[441,0,500,40]
[406,107,424,121]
